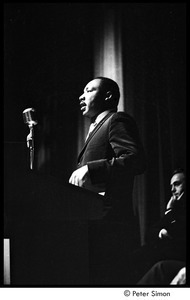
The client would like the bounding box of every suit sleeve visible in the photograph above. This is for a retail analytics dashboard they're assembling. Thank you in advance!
[87,112,146,185]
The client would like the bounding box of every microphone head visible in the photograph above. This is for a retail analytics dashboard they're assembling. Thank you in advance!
[23,108,38,126]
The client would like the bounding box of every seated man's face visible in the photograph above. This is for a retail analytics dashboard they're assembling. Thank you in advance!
[170,173,185,200]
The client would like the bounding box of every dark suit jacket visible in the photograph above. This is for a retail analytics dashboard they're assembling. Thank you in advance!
[160,194,186,243]
[77,111,146,220]
[148,194,186,239]
[148,193,186,259]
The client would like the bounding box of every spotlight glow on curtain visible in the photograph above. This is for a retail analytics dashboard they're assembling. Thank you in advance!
[92,7,147,245]
[93,9,124,113]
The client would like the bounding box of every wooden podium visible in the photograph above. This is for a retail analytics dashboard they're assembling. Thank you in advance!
[4,171,106,286]
[4,143,141,286]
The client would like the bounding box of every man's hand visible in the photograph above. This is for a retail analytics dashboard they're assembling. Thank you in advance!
[166,195,177,210]
[170,267,186,285]
[69,165,89,188]
[158,228,172,239]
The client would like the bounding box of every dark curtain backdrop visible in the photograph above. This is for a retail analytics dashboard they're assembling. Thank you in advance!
[4,3,186,244]
[119,3,186,242]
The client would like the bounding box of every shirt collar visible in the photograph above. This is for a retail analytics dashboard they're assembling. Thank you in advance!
[94,109,115,125]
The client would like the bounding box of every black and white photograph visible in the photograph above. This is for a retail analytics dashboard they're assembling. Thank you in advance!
[3,2,187,299]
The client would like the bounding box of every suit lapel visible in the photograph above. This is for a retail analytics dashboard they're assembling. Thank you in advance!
[77,112,114,163]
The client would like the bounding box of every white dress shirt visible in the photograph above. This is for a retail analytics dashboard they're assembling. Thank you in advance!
[85,110,113,141]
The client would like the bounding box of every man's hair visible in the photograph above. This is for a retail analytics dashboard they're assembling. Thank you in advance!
[172,168,185,177]
[95,76,120,108]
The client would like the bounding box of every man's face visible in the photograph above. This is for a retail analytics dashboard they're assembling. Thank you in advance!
[170,172,185,199]
[79,79,105,118]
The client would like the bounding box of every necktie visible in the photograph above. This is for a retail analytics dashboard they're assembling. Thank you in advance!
[85,122,97,141]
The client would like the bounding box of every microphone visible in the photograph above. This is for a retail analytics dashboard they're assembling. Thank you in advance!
[22,108,38,127]
[22,108,37,170]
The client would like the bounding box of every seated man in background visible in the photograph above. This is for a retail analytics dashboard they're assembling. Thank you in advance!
[128,168,186,284]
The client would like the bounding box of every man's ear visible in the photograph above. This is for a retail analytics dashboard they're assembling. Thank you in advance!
[105,91,112,101]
